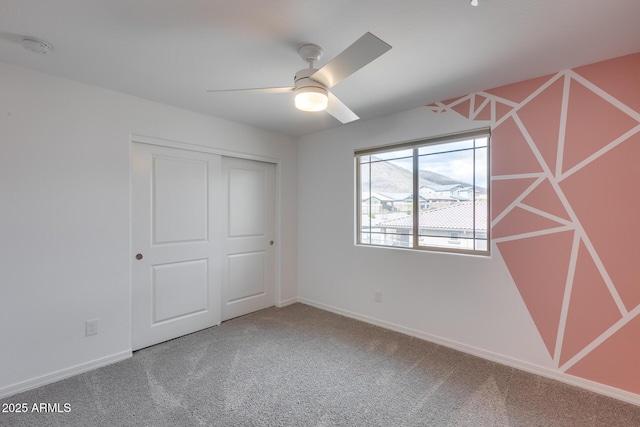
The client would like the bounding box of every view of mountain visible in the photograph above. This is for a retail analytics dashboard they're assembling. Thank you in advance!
[362,157,485,194]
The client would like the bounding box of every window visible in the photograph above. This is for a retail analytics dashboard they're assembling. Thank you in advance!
[356,129,490,255]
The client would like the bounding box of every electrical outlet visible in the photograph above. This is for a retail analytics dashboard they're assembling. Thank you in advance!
[85,319,98,336]
[374,290,383,303]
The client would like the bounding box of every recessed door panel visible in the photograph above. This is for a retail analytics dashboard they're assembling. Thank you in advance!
[229,168,265,237]
[153,259,208,323]
[227,252,265,302]
[153,156,208,244]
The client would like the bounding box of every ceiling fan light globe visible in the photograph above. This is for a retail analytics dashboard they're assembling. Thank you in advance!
[295,87,328,112]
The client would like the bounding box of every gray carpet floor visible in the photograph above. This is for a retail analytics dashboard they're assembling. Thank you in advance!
[1,303,640,426]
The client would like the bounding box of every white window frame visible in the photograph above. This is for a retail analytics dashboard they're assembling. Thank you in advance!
[355,128,491,256]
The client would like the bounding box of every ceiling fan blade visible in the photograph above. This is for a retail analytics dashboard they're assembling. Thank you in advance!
[311,32,391,88]
[326,92,359,124]
[207,86,294,94]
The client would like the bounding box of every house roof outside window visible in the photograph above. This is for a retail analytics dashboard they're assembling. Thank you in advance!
[378,201,487,231]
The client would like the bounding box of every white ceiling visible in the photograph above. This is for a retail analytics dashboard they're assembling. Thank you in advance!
[1,0,639,137]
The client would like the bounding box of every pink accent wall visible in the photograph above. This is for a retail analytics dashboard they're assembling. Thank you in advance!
[433,52,640,395]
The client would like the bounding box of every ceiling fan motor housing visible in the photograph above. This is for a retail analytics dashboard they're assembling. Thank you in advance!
[294,68,325,91]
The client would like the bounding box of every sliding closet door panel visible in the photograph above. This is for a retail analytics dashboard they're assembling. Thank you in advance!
[222,157,276,321]
[131,143,221,350]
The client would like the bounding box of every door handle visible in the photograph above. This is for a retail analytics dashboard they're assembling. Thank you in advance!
[135,253,143,260]
[269,241,274,246]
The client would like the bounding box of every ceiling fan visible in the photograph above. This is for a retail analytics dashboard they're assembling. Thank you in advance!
[207,32,392,124]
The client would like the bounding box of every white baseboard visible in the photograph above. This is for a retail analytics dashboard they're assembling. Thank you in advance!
[0,350,132,400]
[276,297,300,308]
[298,297,640,407]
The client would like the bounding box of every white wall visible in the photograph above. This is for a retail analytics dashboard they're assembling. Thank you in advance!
[0,62,297,397]
[297,107,552,370]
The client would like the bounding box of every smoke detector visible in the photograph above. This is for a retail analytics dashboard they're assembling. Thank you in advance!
[21,37,53,54]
